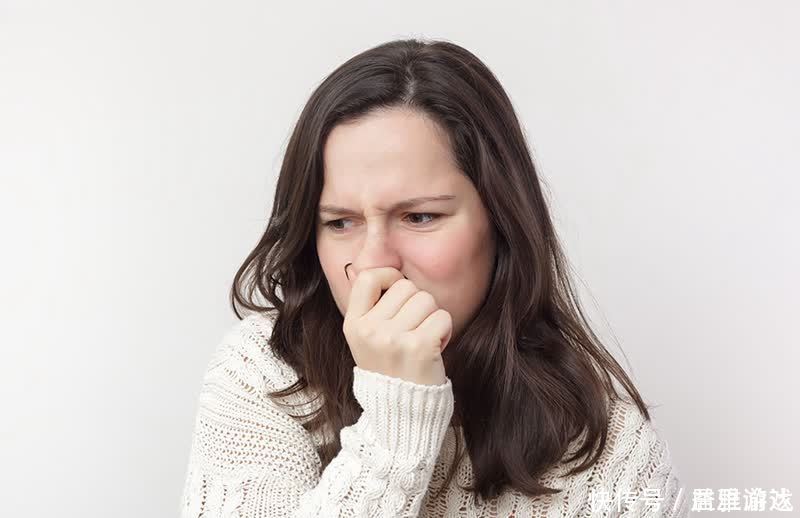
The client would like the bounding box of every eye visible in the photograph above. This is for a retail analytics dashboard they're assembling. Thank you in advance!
[321,213,441,232]
[322,218,353,231]
[404,212,440,225]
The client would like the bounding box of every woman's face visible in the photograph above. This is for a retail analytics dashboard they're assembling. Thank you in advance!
[316,107,497,339]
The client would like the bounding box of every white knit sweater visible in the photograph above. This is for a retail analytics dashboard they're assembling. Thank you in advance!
[180,312,689,517]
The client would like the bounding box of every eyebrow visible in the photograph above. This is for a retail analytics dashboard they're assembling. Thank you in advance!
[318,195,456,216]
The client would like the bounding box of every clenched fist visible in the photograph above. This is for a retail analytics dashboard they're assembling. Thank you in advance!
[343,266,452,386]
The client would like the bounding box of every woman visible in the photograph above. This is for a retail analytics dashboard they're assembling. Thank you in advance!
[180,38,689,517]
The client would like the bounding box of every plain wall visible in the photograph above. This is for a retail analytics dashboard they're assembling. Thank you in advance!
[2,1,798,516]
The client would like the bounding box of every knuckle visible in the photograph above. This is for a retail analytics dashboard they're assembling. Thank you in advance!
[436,308,452,323]
[356,323,375,342]
[357,324,394,348]
[416,291,436,307]
[398,331,422,350]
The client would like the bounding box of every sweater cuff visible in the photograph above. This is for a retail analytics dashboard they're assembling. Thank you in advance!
[352,366,455,461]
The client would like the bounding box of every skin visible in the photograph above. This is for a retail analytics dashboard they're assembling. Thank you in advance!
[315,106,497,342]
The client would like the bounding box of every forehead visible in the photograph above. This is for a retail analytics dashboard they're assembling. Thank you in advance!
[321,108,460,200]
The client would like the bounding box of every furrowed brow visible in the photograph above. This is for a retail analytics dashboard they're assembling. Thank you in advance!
[318,195,455,216]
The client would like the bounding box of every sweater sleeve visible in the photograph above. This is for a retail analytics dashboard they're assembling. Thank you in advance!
[179,315,454,518]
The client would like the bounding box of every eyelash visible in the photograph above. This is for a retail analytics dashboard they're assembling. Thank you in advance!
[322,213,441,232]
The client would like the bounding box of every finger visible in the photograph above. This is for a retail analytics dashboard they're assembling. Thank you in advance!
[368,278,420,321]
[345,266,405,320]
[391,290,440,332]
[411,308,453,352]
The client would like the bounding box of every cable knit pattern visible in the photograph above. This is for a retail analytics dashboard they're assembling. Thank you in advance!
[180,312,689,517]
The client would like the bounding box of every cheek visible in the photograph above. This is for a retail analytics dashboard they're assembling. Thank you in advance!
[408,228,481,290]
[317,240,346,292]
[405,227,492,329]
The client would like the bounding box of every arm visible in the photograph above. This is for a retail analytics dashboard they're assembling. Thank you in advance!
[179,316,454,517]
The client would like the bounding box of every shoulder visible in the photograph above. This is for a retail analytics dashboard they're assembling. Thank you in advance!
[558,396,671,467]
[205,311,301,393]
[593,396,688,515]
[198,310,326,425]
[603,396,674,465]
[186,311,324,483]
[530,397,688,515]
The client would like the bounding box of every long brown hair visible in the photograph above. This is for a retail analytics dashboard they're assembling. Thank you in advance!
[230,37,651,506]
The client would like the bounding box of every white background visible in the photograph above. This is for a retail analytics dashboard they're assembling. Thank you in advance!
[1,1,798,516]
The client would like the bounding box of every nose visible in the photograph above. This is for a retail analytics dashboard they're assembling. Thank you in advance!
[345,230,403,281]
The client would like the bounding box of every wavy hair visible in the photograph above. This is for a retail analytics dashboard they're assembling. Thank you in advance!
[230,37,650,506]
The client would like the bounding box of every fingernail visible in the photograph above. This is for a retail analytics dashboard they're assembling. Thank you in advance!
[344,262,352,280]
